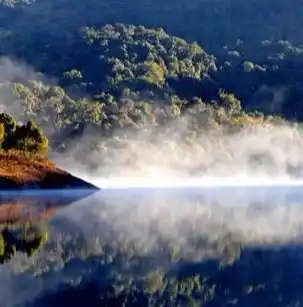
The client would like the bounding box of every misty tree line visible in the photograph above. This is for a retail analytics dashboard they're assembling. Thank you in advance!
[0,22,295,155]
[1,0,303,121]
[2,78,284,153]
[0,4,302,148]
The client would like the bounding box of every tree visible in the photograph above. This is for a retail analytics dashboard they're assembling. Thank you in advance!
[218,90,242,115]
[243,61,255,72]
[0,113,49,154]
[0,113,16,136]
[12,120,49,153]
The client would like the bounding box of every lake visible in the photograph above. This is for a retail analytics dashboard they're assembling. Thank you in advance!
[1,186,303,307]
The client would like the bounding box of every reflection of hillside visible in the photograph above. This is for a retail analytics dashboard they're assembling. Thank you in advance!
[0,190,97,265]
[0,190,97,227]
[27,241,303,307]
[2,188,303,305]
[0,226,48,264]
[0,202,56,226]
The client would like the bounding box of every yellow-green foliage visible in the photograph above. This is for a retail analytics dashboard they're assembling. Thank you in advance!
[145,270,166,294]
[231,114,265,126]
[0,225,49,263]
[0,113,49,155]
[0,123,4,147]
[141,60,166,84]
[26,230,48,257]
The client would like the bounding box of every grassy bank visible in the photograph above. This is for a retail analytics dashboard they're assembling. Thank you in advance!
[0,149,98,190]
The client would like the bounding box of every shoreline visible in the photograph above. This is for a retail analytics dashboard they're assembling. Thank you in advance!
[0,150,99,191]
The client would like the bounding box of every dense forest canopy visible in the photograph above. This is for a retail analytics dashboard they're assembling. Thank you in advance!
[0,1,302,130]
[0,21,294,153]
[0,0,302,140]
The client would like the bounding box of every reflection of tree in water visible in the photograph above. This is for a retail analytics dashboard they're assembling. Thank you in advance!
[0,224,48,264]
[29,243,303,307]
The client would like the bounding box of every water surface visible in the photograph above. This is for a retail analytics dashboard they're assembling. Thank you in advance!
[1,186,303,307]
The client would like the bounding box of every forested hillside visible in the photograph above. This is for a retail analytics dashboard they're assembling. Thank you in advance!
[1,0,303,177]
[1,0,303,52]
[0,0,302,150]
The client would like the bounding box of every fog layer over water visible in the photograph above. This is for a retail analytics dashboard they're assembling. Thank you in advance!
[0,187,303,306]
[53,123,303,185]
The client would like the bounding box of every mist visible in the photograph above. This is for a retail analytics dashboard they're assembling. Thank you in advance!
[2,119,303,305]
[0,56,54,123]
[2,186,303,306]
[52,115,303,189]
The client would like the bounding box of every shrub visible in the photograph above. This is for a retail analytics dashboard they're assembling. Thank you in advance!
[0,113,49,155]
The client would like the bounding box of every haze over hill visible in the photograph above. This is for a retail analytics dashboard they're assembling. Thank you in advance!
[5,1,303,184]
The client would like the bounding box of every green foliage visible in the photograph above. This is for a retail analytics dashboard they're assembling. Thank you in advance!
[25,232,47,257]
[63,69,83,80]
[0,225,48,264]
[69,24,217,96]
[243,61,255,72]
[0,113,17,136]
[0,18,300,144]
[0,233,4,257]
[145,270,166,294]
[2,0,303,122]
[3,77,274,150]
[0,113,49,154]
[0,123,4,147]
[218,90,242,115]
[25,222,303,307]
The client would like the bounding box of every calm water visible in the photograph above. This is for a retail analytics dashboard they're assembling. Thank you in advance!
[1,186,303,307]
